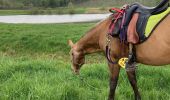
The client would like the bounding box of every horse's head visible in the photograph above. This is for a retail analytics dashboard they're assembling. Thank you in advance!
[68,40,85,75]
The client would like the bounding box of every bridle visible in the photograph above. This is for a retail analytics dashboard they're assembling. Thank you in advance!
[106,5,128,64]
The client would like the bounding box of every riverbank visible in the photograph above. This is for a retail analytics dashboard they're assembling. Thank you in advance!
[0,7,110,15]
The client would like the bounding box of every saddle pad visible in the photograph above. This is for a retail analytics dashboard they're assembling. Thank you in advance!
[145,7,170,37]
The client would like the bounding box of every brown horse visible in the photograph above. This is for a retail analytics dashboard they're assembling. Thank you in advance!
[68,13,170,100]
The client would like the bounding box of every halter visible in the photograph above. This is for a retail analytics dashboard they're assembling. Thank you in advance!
[106,5,128,64]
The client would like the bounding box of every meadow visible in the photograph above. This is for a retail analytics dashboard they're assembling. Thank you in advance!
[0,7,109,15]
[0,22,170,100]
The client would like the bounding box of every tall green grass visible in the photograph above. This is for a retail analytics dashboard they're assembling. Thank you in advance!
[0,23,170,100]
[0,23,93,54]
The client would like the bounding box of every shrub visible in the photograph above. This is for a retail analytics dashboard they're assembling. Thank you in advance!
[29,8,40,15]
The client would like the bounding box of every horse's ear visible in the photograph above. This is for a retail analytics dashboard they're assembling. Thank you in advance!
[68,40,74,47]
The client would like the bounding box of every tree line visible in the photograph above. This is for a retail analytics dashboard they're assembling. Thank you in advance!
[0,0,167,9]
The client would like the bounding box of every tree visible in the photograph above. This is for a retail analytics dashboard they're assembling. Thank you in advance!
[49,0,57,8]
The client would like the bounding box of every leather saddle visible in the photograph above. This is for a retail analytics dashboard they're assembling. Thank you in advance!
[125,0,169,25]
[124,0,169,43]
[133,0,169,14]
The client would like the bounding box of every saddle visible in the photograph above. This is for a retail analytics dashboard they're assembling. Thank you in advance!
[124,0,169,43]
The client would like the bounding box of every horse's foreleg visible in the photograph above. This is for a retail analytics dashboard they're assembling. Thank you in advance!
[126,70,141,100]
[108,63,120,100]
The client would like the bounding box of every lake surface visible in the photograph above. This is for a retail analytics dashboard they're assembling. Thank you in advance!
[0,14,110,24]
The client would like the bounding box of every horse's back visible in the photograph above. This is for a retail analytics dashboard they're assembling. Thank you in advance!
[136,14,170,65]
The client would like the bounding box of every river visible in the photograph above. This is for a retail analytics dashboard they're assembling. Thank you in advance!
[0,14,110,24]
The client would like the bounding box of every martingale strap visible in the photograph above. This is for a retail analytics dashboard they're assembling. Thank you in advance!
[106,45,117,64]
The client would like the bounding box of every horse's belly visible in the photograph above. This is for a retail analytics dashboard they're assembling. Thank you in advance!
[136,34,170,65]
[137,50,170,66]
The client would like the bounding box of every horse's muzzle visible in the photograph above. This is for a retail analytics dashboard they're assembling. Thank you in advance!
[71,66,80,75]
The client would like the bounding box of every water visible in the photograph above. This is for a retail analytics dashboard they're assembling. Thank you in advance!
[0,14,110,24]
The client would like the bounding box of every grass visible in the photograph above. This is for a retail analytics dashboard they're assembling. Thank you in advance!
[0,8,84,15]
[0,22,170,100]
[0,10,30,15]
[0,7,109,15]
[75,0,158,7]
[28,7,87,15]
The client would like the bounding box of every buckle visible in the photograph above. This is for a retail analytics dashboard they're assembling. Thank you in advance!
[122,4,129,10]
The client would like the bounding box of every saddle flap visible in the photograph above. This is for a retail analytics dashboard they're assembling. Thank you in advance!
[127,13,140,44]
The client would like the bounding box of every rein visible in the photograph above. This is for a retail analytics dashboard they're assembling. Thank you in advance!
[106,6,128,64]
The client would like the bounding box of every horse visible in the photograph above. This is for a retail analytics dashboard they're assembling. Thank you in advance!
[68,12,170,100]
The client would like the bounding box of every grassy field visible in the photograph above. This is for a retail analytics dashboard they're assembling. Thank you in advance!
[0,7,109,15]
[0,8,84,15]
[0,23,170,100]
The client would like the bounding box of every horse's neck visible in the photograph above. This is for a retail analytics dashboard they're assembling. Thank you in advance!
[76,29,101,54]
[76,17,112,54]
